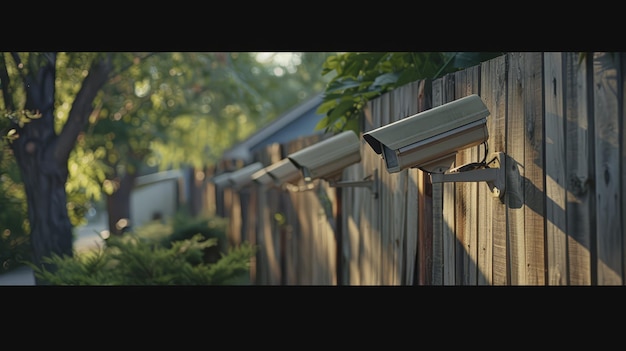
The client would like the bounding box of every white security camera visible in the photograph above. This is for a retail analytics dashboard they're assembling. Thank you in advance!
[251,158,302,187]
[228,162,264,189]
[362,94,490,173]
[287,130,361,183]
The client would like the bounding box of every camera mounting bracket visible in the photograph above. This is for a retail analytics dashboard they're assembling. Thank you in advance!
[429,152,505,199]
[328,169,378,199]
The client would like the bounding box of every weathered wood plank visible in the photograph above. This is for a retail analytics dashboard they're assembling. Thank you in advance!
[544,52,568,285]
[300,195,311,285]
[318,185,337,285]
[341,168,352,285]
[284,137,309,284]
[417,168,433,285]
[521,52,546,285]
[406,166,419,285]
[247,187,258,283]
[506,53,529,285]
[455,66,481,285]
[440,74,460,285]
[415,79,433,285]
[621,53,626,284]
[229,191,242,246]
[593,52,623,285]
[387,82,418,284]
[387,88,406,285]
[260,144,284,285]
[358,104,376,285]
[453,70,469,285]
[430,78,444,285]
[480,55,508,285]
[363,96,385,284]
[401,82,419,285]
[564,52,593,285]
[380,90,394,285]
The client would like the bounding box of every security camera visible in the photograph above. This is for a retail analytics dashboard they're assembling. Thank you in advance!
[211,172,232,187]
[228,162,263,189]
[362,94,490,173]
[252,158,302,187]
[287,130,361,183]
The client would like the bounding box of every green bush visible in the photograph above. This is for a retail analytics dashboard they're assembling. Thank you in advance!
[134,212,228,264]
[0,156,31,273]
[28,217,256,286]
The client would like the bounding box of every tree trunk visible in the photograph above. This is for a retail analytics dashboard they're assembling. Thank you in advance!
[18,141,74,269]
[8,53,73,283]
[4,53,113,285]
[106,171,136,236]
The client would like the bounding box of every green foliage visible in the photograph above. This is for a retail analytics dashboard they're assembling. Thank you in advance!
[169,211,227,243]
[0,143,30,272]
[28,219,256,286]
[135,211,228,264]
[317,52,505,134]
[84,52,334,177]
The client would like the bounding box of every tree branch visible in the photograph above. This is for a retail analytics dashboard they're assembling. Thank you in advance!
[55,54,114,163]
[0,53,15,111]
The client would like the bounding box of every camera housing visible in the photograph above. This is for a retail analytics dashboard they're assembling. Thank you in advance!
[210,172,232,187]
[287,130,361,183]
[252,158,302,186]
[362,94,490,173]
[228,162,263,189]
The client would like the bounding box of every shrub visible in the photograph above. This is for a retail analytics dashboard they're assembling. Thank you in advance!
[0,169,31,273]
[28,217,256,285]
[135,212,228,264]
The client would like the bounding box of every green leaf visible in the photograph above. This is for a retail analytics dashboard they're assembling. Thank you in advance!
[371,72,399,89]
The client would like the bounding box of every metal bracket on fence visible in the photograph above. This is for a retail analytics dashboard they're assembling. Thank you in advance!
[430,152,505,199]
[329,169,378,199]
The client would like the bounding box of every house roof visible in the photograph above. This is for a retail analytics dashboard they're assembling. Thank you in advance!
[220,93,326,163]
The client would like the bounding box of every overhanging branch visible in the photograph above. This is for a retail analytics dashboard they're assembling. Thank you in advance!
[55,54,114,163]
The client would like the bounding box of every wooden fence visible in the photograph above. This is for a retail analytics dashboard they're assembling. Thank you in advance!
[210,52,625,286]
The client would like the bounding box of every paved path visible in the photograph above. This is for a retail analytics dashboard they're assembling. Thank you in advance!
[0,265,36,286]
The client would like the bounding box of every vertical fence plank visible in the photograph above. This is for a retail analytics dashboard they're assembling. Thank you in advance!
[521,52,546,285]
[453,70,469,285]
[299,189,314,284]
[480,55,508,285]
[341,169,353,286]
[621,53,626,284]
[390,83,421,285]
[247,187,258,283]
[418,168,433,285]
[256,143,283,285]
[544,52,568,285]
[564,52,593,285]
[362,102,377,286]
[204,166,217,217]
[406,80,428,285]
[438,75,459,285]
[228,190,242,247]
[454,66,481,285]
[379,89,401,285]
[506,53,529,285]
[416,80,433,286]
[593,52,623,285]
[363,96,385,285]
[429,79,443,285]
[506,52,547,285]
[313,185,336,285]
